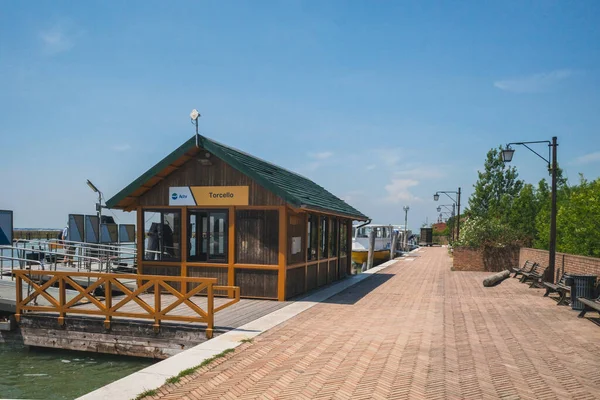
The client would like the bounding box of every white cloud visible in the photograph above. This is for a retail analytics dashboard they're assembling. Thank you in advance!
[302,151,334,172]
[393,166,445,180]
[340,190,365,204]
[494,69,574,93]
[573,151,600,165]
[371,148,402,167]
[309,151,334,160]
[112,144,131,152]
[40,26,74,54]
[383,178,419,204]
[366,164,376,171]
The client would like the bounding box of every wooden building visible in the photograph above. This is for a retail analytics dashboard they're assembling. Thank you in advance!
[106,135,368,301]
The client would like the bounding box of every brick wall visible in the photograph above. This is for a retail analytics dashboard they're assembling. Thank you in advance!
[520,248,600,283]
[453,247,519,272]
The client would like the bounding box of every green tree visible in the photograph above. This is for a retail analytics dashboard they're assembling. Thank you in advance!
[508,184,539,246]
[555,175,600,257]
[468,147,523,219]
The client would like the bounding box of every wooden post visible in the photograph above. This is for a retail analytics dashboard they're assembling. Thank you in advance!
[366,230,375,270]
[346,219,352,275]
[15,273,22,322]
[58,275,65,326]
[181,207,188,295]
[153,280,160,333]
[228,206,235,298]
[277,206,287,301]
[136,207,143,290]
[390,231,398,260]
[206,284,214,339]
[104,278,112,330]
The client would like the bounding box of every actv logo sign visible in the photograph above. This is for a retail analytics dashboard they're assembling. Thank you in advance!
[169,187,195,205]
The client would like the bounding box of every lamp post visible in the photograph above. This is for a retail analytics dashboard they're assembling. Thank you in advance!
[86,179,102,242]
[433,188,461,241]
[436,204,455,241]
[403,206,409,252]
[501,137,558,281]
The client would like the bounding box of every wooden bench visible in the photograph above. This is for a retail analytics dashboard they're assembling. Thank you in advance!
[513,261,537,279]
[520,264,548,288]
[577,292,600,318]
[543,272,571,306]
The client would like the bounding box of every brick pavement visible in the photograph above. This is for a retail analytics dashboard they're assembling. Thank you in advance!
[148,247,600,400]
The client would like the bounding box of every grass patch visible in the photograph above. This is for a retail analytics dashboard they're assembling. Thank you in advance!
[133,388,157,400]
[165,348,236,385]
[240,338,253,343]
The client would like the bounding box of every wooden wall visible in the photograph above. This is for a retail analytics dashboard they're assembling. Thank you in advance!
[235,210,279,265]
[137,150,286,207]
[284,213,352,300]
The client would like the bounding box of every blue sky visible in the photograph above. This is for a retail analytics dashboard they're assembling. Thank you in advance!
[1,1,599,230]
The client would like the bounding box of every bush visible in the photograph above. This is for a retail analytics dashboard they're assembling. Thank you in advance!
[454,216,523,249]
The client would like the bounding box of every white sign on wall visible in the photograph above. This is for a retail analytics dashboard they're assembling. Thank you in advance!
[169,187,196,206]
[292,237,302,255]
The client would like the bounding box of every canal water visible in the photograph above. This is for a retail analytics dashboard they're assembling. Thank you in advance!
[0,343,153,399]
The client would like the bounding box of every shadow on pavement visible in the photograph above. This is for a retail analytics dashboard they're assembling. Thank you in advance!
[321,273,395,305]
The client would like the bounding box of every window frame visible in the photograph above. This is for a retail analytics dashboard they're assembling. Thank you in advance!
[143,208,182,262]
[187,208,229,263]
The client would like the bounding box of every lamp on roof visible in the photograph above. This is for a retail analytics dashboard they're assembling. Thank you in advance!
[190,108,201,147]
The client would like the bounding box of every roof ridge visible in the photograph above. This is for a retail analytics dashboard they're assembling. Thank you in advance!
[198,135,317,183]
[199,134,360,206]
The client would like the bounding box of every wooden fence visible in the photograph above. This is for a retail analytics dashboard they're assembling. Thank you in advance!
[13,270,240,338]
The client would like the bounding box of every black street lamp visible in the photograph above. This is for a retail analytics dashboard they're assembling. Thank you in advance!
[436,204,455,241]
[502,137,558,281]
[433,188,461,241]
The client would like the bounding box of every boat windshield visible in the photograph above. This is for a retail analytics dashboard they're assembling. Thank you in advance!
[354,226,391,239]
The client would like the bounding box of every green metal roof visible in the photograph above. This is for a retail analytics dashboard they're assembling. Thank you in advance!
[106,135,368,220]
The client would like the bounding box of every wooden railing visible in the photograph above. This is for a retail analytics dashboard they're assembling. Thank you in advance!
[13,270,240,338]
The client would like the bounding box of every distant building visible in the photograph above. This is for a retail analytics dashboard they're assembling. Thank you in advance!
[432,222,447,233]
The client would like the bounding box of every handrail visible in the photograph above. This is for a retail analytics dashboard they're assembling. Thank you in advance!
[0,255,44,278]
[1,246,102,273]
[14,239,137,255]
[13,270,241,339]
[15,238,137,253]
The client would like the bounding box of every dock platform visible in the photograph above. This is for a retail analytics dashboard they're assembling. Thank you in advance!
[1,271,290,358]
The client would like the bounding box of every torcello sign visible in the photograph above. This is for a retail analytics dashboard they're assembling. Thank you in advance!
[169,186,249,206]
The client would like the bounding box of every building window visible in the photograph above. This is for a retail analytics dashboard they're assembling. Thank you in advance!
[329,217,338,257]
[340,221,348,258]
[144,210,181,261]
[236,210,279,265]
[307,214,318,261]
[188,210,228,263]
[320,216,329,259]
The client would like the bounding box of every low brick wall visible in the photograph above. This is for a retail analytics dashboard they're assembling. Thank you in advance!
[453,246,520,272]
[520,248,600,283]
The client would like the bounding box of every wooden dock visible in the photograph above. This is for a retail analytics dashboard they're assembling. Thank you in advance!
[1,271,290,358]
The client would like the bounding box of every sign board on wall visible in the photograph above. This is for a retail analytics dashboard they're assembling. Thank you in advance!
[169,186,249,206]
[0,210,13,245]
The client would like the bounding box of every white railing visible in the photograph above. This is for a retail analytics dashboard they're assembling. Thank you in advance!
[10,239,136,273]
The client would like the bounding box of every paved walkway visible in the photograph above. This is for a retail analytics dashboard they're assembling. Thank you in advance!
[148,247,600,400]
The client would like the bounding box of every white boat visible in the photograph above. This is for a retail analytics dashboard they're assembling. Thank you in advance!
[351,223,411,264]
